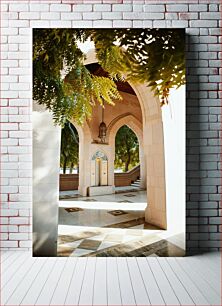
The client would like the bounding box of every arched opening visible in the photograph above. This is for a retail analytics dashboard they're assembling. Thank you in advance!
[115,125,139,173]
[59,122,80,194]
[60,122,79,174]
[107,113,146,191]
[114,125,143,192]
[85,50,166,229]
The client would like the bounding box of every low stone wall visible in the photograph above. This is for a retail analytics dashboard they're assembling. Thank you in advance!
[114,166,140,187]
[59,174,79,191]
[59,166,140,190]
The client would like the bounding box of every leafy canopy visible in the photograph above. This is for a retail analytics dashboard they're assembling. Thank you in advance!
[93,29,185,105]
[33,29,185,125]
[33,29,121,126]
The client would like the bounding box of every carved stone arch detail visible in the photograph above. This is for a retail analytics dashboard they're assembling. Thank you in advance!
[107,113,143,147]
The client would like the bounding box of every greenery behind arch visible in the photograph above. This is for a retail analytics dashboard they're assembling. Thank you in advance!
[115,125,139,172]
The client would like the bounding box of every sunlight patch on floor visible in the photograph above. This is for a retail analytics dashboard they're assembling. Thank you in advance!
[59,200,146,211]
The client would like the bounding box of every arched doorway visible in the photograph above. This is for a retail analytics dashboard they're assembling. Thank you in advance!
[91,151,108,187]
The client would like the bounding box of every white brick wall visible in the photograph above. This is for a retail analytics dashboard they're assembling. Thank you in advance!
[0,0,221,254]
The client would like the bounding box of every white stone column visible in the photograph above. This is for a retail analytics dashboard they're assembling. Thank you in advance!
[139,141,146,189]
[109,146,115,187]
[144,118,167,229]
[71,121,92,197]
[33,103,61,256]
[78,138,90,196]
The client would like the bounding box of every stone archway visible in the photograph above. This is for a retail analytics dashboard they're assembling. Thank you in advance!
[85,50,167,229]
[33,48,167,256]
[129,84,166,229]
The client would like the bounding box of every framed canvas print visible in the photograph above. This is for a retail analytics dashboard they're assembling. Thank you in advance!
[33,28,185,257]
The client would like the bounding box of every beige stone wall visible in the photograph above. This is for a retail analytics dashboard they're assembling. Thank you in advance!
[60,174,79,191]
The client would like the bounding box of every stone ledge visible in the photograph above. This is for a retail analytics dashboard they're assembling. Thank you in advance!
[88,185,115,196]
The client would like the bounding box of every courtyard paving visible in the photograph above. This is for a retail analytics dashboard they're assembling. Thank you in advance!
[58,190,185,257]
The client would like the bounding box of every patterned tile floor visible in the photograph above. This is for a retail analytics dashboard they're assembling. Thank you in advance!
[59,191,147,228]
[57,225,185,257]
[58,190,185,257]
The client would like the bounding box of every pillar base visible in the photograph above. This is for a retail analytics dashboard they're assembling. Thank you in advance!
[88,185,115,196]
[145,207,167,230]
[78,186,88,197]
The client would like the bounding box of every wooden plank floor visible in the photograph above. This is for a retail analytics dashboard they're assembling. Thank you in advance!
[1,251,221,305]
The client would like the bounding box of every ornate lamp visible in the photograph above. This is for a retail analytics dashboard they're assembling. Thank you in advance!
[98,103,107,143]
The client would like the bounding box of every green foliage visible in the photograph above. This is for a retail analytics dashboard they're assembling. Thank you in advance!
[92,29,185,104]
[33,29,185,126]
[60,122,79,174]
[33,29,121,126]
[115,125,139,172]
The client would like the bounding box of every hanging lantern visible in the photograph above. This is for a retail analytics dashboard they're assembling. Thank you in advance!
[98,121,107,143]
[98,103,107,143]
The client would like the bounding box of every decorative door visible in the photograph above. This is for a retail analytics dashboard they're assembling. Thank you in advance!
[100,160,108,186]
[90,160,96,186]
[95,158,100,186]
[91,151,108,186]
